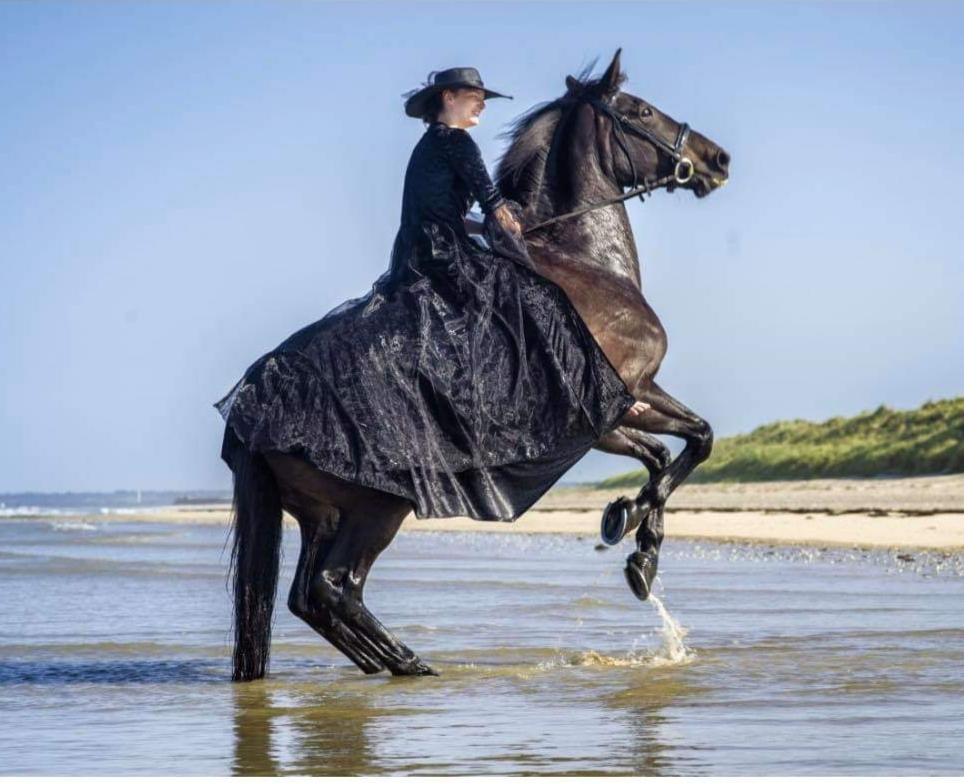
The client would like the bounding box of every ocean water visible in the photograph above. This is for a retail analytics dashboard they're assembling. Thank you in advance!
[0,490,229,518]
[1,519,962,775]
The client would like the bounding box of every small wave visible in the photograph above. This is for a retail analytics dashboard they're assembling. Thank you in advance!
[535,650,636,671]
[0,506,73,517]
[0,658,222,685]
[396,624,439,633]
[572,595,613,608]
[563,651,645,668]
[101,506,169,515]
[537,644,694,672]
[0,641,218,657]
[49,521,99,531]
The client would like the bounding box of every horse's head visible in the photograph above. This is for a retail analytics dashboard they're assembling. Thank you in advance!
[565,48,730,199]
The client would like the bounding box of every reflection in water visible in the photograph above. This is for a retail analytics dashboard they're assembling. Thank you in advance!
[606,664,713,776]
[232,676,387,775]
[232,682,278,776]
[283,686,382,775]
[230,656,697,775]
[624,703,671,776]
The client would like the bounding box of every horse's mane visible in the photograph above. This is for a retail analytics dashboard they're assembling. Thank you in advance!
[494,58,628,217]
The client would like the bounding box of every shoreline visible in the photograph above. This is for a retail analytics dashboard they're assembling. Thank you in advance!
[7,475,964,552]
[20,508,964,553]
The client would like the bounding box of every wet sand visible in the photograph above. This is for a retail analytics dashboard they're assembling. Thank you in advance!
[9,475,964,551]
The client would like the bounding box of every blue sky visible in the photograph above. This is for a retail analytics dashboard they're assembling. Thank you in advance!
[1,1,962,492]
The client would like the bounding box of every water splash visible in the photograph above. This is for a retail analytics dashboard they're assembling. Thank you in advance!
[646,589,694,665]
[533,579,695,671]
[629,577,695,666]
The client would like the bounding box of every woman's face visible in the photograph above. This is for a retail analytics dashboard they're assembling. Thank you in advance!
[440,87,485,129]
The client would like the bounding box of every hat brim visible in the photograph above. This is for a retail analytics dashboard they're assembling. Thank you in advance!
[404,83,513,118]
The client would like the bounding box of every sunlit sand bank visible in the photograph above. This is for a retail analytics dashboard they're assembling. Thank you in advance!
[9,475,964,551]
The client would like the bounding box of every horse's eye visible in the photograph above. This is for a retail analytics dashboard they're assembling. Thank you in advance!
[638,106,653,120]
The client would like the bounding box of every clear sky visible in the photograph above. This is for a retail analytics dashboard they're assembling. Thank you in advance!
[2,1,962,493]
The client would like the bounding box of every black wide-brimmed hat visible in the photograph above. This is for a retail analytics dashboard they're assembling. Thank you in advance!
[403,67,512,118]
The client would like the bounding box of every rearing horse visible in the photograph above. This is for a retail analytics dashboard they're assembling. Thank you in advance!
[226,48,730,681]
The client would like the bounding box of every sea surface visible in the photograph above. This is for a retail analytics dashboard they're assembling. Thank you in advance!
[0,490,229,518]
[1,519,962,775]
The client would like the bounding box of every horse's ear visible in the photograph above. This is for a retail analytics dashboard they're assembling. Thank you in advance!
[565,75,582,95]
[598,48,623,96]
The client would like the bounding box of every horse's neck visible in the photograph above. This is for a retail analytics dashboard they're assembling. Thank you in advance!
[525,127,642,288]
[566,177,642,287]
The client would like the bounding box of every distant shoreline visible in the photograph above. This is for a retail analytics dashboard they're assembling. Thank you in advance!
[6,475,964,552]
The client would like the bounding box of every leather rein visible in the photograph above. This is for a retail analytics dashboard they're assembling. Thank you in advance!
[522,96,693,236]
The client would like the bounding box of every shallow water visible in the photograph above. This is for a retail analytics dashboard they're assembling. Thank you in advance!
[1,520,962,774]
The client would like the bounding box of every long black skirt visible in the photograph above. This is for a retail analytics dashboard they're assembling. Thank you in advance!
[213,219,635,521]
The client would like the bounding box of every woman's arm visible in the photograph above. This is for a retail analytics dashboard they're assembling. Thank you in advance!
[439,127,507,216]
[440,128,523,236]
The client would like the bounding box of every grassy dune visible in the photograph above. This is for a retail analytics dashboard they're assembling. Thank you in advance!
[597,396,964,488]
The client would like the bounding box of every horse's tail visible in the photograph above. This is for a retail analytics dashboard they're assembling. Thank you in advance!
[228,447,283,681]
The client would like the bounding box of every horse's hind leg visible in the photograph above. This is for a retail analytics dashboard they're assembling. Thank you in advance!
[613,382,714,599]
[287,507,386,674]
[308,501,437,677]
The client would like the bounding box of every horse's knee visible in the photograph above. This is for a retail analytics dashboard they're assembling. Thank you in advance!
[307,568,345,613]
[693,420,713,462]
[290,577,338,630]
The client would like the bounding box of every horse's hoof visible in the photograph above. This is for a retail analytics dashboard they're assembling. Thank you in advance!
[601,497,633,546]
[625,550,659,601]
[392,657,439,677]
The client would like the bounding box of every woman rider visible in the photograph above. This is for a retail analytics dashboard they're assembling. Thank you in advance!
[214,67,643,521]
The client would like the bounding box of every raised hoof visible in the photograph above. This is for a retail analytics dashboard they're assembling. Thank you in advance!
[391,657,439,677]
[625,550,659,601]
[601,497,633,546]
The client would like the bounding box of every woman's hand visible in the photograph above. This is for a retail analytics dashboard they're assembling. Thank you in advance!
[495,203,523,237]
[464,215,485,235]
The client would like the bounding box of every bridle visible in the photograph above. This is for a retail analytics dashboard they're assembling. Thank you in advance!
[522,94,694,235]
[590,95,694,194]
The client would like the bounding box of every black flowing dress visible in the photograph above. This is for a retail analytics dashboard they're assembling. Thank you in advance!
[213,120,635,521]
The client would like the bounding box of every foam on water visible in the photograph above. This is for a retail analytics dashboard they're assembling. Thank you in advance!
[0,505,70,517]
[49,521,99,532]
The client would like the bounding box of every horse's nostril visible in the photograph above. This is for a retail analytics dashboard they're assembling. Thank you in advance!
[716,150,730,170]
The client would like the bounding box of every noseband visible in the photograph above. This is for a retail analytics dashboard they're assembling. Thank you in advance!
[522,95,693,235]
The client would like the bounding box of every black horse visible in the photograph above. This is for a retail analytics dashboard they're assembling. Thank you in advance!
[225,49,730,680]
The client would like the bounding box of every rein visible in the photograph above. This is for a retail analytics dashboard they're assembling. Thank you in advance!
[522,95,693,236]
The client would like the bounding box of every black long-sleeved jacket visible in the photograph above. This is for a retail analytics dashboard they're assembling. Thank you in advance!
[399,121,506,233]
[375,121,527,296]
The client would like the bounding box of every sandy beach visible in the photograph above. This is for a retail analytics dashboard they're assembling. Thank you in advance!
[10,474,964,551]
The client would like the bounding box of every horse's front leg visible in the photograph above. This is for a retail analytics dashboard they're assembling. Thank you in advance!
[594,427,671,545]
[613,382,714,600]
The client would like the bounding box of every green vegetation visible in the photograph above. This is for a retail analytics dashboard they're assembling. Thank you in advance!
[596,396,964,488]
